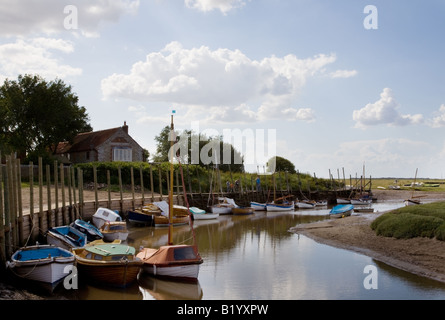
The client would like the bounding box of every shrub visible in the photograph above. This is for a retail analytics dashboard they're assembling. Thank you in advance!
[373,213,443,239]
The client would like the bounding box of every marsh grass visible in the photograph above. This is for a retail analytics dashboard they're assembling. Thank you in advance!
[371,201,445,240]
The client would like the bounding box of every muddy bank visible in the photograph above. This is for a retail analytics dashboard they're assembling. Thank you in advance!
[290,190,445,284]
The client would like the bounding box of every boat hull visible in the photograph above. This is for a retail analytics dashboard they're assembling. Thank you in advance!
[154,215,190,227]
[405,199,421,206]
[140,263,201,281]
[192,213,219,220]
[329,204,354,219]
[208,206,233,215]
[250,202,266,211]
[296,201,316,209]
[75,259,142,287]
[127,209,154,225]
[232,207,255,215]
[266,202,294,212]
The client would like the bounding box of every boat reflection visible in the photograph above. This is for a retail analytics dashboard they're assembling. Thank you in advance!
[138,273,203,300]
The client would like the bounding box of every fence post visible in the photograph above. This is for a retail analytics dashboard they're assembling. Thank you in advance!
[60,163,66,225]
[0,153,6,265]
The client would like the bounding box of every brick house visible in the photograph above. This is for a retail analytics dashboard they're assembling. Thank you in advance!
[55,122,145,164]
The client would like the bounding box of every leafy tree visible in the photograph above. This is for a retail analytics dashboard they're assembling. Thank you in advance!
[0,74,92,161]
[267,156,296,174]
[153,126,244,172]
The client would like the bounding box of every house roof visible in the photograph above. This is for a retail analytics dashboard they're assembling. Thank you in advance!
[56,127,121,154]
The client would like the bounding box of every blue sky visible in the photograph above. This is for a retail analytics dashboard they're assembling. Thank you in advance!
[1,0,445,178]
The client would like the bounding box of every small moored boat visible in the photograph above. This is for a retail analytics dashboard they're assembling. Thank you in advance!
[232,207,255,215]
[46,225,87,250]
[190,207,219,220]
[7,244,75,284]
[329,204,354,219]
[71,219,103,242]
[72,243,142,287]
[92,207,123,229]
[137,244,203,281]
[250,202,266,211]
[100,221,129,242]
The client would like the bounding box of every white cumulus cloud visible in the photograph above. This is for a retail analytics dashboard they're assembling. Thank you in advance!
[185,0,247,14]
[0,0,139,38]
[428,104,445,128]
[102,42,341,123]
[0,38,82,82]
[353,88,423,128]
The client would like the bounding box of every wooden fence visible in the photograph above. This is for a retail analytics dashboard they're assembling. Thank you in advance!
[0,153,359,269]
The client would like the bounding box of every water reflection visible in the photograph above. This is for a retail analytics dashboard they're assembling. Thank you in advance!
[138,274,203,300]
[63,201,445,299]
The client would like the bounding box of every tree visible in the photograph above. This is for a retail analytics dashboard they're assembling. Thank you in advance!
[0,74,92,161]
[267,156,296,174]
[153,126,244,172]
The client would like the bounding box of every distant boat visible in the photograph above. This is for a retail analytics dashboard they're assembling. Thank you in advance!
[100,221,129,242]
[266,201,294,212]
[7,244,75,284]
[92,207,123,229]
[315,200,328,206]
[350,198,372,205]
[232,206,255,215]
[296,200,316,209]
[71,219,103,242]
[250,202,267,211]
[190,207,219,220]
[208,197,236,215]
[336,198,351,204]
[329,204,354,219]
[46,225,87,250]
[405,168,422,206]
[127,204,161,226]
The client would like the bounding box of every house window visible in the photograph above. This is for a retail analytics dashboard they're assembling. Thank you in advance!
[113,147,132,162]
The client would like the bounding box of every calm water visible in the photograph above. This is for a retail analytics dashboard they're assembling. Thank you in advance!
[40,201,445,300]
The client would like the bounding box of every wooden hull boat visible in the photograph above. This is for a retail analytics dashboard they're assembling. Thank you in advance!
[127,209,155,226]
[92,207,123,229]
[71,219,103,242]
[154,214,190,227]
[250,202,266,211]
[72,243,142,287]
[329,204,354,219]
[137,245,203,281]
[100,221,129,242]
[7,244,75,284]
[46,225,87,250]
[232,207,255,215]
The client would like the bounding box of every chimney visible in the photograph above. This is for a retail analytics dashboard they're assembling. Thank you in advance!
[123,121,128,134]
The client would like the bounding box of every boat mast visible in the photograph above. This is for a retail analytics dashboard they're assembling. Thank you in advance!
[168,111,175,245]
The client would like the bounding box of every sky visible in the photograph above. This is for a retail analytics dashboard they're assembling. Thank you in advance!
[1,0,445,179]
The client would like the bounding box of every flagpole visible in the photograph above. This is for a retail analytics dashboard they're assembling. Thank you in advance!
[168,111,175,245]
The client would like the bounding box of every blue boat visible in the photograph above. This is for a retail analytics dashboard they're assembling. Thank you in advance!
[329,204,354,219]
[46,225,87,250]
[71,219,104,242]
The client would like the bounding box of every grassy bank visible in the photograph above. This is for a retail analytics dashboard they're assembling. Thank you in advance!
[371,201,445,241]
[371,178,445,192]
